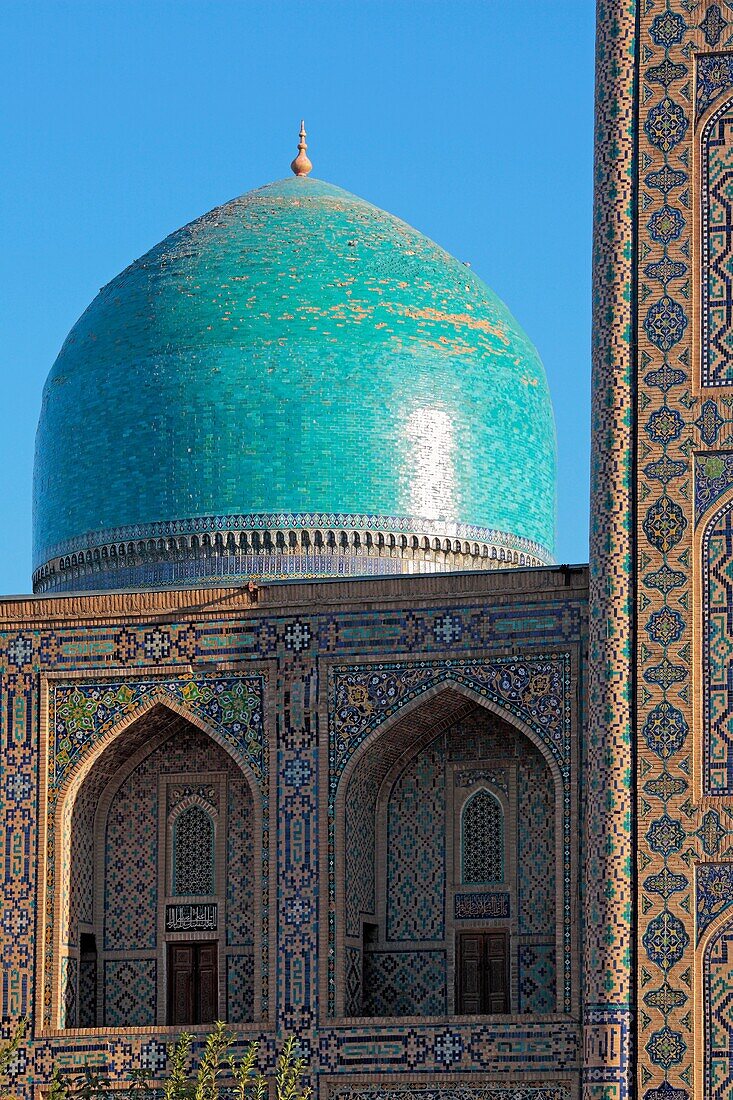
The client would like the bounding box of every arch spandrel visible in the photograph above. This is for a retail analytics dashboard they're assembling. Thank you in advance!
[51,674,267,804]
[329,655,571,797]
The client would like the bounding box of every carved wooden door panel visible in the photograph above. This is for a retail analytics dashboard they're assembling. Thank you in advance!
[485,932,508,1013]
[169,944,195,1025]
[197,943,218,1024]
[168,942,218,1024]
[456,931,508,1014]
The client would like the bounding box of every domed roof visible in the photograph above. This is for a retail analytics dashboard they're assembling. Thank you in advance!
[32,172,556,592]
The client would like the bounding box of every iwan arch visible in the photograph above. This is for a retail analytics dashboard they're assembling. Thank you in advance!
[40,677,271,1030]
[5,3,733,1098]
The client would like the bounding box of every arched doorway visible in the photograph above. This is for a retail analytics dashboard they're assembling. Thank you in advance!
[339,689,561,1017]
[61,703,258,1028]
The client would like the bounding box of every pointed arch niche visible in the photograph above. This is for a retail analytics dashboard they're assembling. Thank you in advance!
[696,903,733,1100]
[39,673,268,1032]
[331,673,570,1020]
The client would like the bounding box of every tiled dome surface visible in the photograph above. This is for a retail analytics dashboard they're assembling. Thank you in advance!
[33,177,556,590]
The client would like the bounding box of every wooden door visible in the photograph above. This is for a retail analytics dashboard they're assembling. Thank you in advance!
[168,943,218,1024]
[169,944,195,1025]
[197,943,218,1024]
[456,932,508,1014]
[485,933,509,1013]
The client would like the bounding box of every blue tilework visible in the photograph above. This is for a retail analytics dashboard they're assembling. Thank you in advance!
[387,744,445,942]
[104,759,158,952]
[696,864,733,941]
[226,953,254,1024]
[329,1089,570,1100]
[345,760,378,938]
[344,947,363,1017]
[329,653,573,1015]
[518,752,555,935]
[518,944,555,1014]
[78,954,96,1029]
[698,54,733,118]
[60,957,77,1030]
[69,782,96,932]
[701,102,733,387]
[226,776,255,947]
[0,577,587,1098]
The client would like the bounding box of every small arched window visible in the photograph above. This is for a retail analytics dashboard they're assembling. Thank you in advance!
[172,805,215,896]
[462,789,504,884]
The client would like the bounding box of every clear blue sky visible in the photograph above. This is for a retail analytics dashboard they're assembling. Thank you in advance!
[0,1,595,594]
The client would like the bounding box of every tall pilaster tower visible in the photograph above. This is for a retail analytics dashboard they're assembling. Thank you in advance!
[591,3,733,1098]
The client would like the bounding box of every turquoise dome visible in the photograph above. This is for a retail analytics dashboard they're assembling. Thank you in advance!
[32,176,556,592]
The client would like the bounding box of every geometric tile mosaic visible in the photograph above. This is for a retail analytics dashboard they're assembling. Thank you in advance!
[43,673,268,1027]
[78,955,96,1028]
[701,103,733,387]
[104,762,158,951]
[329,1091,571,1100]
[517,754,554,935]
[518,943,555,1014]
[461,789,504,885]
[60,956,77,1030]
[10,11,733,1100]
[697,863,733,940]
[345,761,378,938]
[329,654,574,1015]
[362,950,446,1017]
[330,1091,572,1100]
[344,946,362,1017]
[226,953,254,1024]
[703,498,733,793]
[103,959,156,1027]
[172,805,214,896]
[226,777,255,947]
[387,745,445,941]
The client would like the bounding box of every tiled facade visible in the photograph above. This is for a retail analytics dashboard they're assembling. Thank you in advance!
[7,3,733,1095]
[0,569,586,1098]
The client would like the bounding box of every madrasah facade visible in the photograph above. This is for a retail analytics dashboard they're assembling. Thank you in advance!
[3,5,733,1099]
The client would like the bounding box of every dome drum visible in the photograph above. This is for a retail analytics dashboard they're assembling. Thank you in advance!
[32,515,549,594]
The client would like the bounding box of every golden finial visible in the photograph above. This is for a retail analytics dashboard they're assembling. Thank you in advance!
[290,120,313,177]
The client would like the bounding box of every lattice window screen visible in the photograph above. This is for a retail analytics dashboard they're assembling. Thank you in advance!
[172,805,215,895]
[462,789,504,884]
